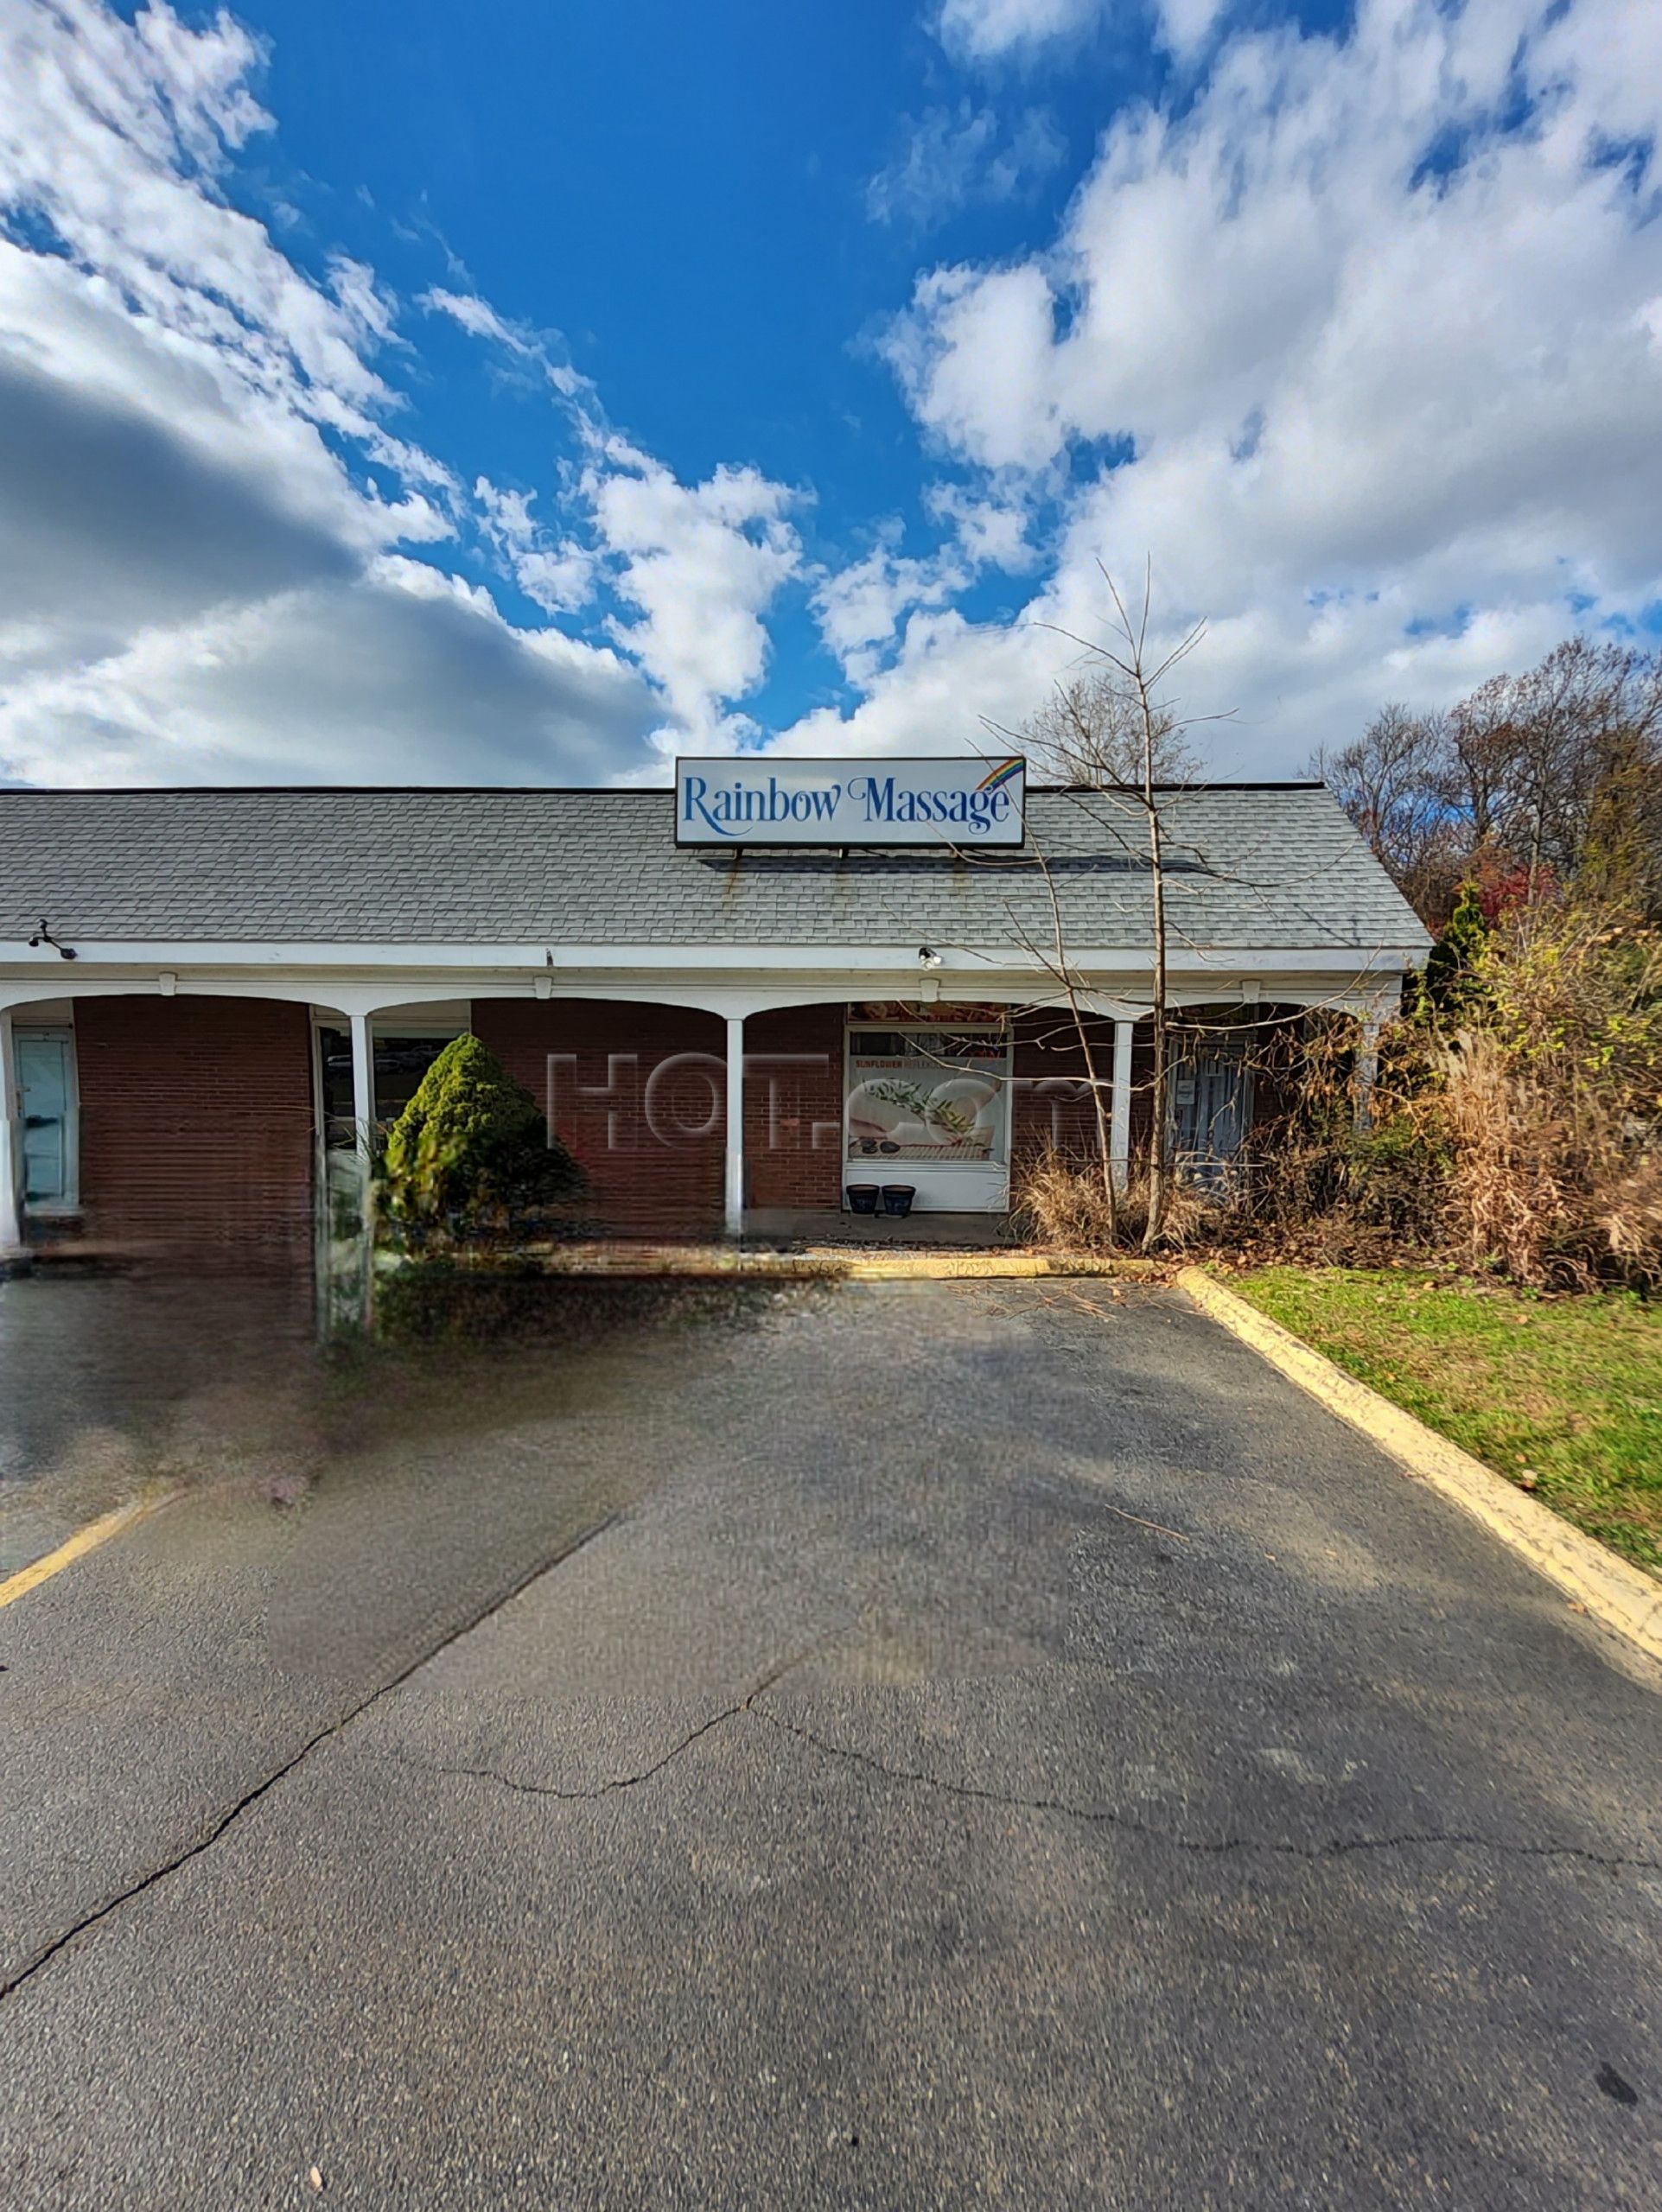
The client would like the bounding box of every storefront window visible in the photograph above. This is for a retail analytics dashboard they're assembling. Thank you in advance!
[16,1027,77,1211]
[1169,1032,1255,1187]
[316,1027,460,1147]
[844,1024,1011,1167]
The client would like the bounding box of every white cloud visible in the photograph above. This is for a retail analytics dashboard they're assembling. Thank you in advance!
[934,0,1225,65]
[0,557,657,786]
[421,285,593,404]
[0,0,745,783]
[867,103,1065,229]
[0,1,409,462]
[776,603,1062,762]
[924,482,1038,572]
[813,484,1040,687]
[934,0,1105,63]
[0,245,360,654]
[1155,0,1226,60]
[583,448,802,741]
[474,478,594,615]
[814,538,967,687]
[883,260,1062,470]
[422,287,530,352]
[811,0,1662,772]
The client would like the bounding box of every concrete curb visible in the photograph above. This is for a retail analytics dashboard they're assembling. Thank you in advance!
[1176,1265,1662,1668]
[381,1244,1162,1284]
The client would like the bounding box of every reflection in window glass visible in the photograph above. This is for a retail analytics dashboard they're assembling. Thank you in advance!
[317,1029,460,1148]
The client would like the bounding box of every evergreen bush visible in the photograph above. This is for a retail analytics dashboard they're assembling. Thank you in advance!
[1417,882,1491,1023]
[380,1033,584,1247]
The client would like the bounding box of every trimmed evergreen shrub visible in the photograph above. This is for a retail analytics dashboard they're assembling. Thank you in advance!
[1417,882,1491,1023]
[380,1033,584,1247]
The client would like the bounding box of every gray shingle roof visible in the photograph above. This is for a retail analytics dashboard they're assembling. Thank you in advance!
[0,784,1429,954]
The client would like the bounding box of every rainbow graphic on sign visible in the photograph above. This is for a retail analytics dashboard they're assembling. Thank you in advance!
[975,757,1024,795]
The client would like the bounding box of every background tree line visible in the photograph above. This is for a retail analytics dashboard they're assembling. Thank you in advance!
[1315,636,1662,928]
[1003,604,1660,1287]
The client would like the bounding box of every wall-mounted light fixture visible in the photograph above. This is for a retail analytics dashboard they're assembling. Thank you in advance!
[27,919,77,960]
[917,945,943,970]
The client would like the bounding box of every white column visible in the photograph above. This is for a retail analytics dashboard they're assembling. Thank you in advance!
[0,1009,20,1253]
[1110,1017,1134,1188]
[1354,1003,1387,1131]
[348,1011,377,1317]
[349,1010,375,1160]
[723,1013,745,1239]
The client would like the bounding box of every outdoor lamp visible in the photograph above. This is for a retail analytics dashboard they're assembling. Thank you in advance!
[27,918,77,959]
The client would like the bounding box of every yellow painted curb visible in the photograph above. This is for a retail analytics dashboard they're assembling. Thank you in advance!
[382,1245,1161,1284]
[0,1489,174,1612]
[1176,1266,1662,1667]
[767,1250,1157,1282]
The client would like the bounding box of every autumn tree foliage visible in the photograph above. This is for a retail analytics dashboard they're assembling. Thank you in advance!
[1316,638,1662,928]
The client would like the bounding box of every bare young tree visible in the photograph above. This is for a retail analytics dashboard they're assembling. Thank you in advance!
[914,572,1400,1255]
[1022,568,1219,1250]
[1024,664,1197,789]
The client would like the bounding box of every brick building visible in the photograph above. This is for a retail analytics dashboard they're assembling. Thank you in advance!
[0,778,1427,1275]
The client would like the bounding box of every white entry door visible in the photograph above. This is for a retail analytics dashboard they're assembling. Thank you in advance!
[16,1029,77,1211]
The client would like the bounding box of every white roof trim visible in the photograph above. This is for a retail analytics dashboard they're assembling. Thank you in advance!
[0,939,1422,974]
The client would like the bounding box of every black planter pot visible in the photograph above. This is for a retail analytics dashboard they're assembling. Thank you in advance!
[845,1184,881,1214]
[881,1185,916,1218]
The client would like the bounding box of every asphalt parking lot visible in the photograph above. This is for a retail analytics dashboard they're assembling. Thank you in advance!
[0,1274,1657,2208]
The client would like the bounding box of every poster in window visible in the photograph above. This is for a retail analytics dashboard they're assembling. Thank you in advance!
[845,1029,1009,1164]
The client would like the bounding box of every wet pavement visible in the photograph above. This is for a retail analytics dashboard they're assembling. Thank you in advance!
[0,1275,1658,2208]
[0,1273,320,1572]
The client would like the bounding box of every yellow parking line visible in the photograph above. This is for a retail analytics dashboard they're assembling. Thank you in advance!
[0,1491,173,1611]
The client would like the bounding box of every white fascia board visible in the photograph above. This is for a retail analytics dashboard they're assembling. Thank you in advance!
[0,940,1424,975]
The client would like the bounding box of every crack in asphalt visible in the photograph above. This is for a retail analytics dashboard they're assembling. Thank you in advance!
[0,1512,625,2006]
[746,1710,1662,1876]
[429,1641,833,1803]
[11,1524,1656,2012]
[429,1691,1662,1879]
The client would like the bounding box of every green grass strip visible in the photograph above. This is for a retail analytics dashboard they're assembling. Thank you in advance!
[1228,1267,1662,1576]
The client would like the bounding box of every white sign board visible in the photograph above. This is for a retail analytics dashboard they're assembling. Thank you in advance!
[675,755,1026,848]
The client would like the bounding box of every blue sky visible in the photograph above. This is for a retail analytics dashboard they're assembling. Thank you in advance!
[1,0,1659,785]
[232,0,1143,736]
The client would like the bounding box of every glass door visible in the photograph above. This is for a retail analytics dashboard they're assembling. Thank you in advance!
[16,1028,77,1211]
[1170,1032,1253,1189]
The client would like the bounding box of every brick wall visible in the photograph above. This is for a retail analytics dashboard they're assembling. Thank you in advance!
[474,999,850,1230]
[1009,1008,1122,1200]
[742,1004,844,1211]
[473,1000,727,1236]
[74,995,315,1269]
[1240,1005,1308,1143]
